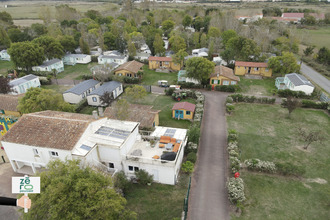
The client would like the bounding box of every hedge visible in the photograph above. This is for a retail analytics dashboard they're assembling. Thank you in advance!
[215,85,240,93]
[277,89,318,99]
[230,94,276,104]
[301,100,328,109]
[178,82,203,89]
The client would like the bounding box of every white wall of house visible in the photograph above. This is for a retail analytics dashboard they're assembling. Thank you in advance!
[32,60,64,73]
[63,93,85,104]
[76,55,91,64]
[98,57,127,65]
[2,142,72,173]
[291,85,314,95]
[87,85,123,106]
[11,78,41,95]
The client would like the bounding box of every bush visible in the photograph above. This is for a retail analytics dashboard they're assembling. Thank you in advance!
[207,85,212,91]
[228,132,238,143]
[227,177,246,204]
[244,159,276,173]
[135,169,154,185]
[113,171,131,193]
[187,125,200,144]
[181,161,194,174]
[226,96,233,103]
[187,152,197,163]
[82,74,93,80]
[301,100,328,109]
[230,156,240,173]
[123,76,140,84]
[39,77,51,85]
[275,162,306,176]
[226,103,235,114]
[165,88,175,96]
[178,82,203,89]
[91,56,98,62]
[230,94,275,104]
[215,85,238,93]
[74,99,88,113]
[277,89,316,99]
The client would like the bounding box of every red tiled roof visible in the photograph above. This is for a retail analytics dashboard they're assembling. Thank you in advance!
[210,65,240,81]
[172,102,196,112]
[235,61,268,68]
[149,56,172,62]
[114,61,144,74]
[0,94,22,112]
[282,13,304,18]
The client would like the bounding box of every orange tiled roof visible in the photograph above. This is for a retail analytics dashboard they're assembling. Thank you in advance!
[114,61,144,74]
[172,102,195,112]
[149,56,172,62]
[210,65,240,81]
[0,94,22,112]
[235,61,268,68]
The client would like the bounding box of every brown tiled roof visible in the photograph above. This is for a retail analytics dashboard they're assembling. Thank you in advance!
[1,111,95,150]
[114,61,144,74]
[210,65,240,81]
[104,104,160,128]
[235,61,268,68]
[149,56,172,62]
[0,94,22,112]
[172,102,195,112]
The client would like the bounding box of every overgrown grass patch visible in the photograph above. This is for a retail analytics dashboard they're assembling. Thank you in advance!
[238,77,276,96]
[41,85,73,93]
[141,66,178,86]
[0,60,14,75]
[227,104,330,219]
[126,174,189,220]
[56,63,97,80]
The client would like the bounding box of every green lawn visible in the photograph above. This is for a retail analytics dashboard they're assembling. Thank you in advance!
[296,27,330,49]
[238,77,276,96]
[0,60,14,75]
[141,66,178,86]
[227,104,330,219]
[56,63,97,80]
[126,174,189,220]
[41,85,73,93]
[126,93,195,129]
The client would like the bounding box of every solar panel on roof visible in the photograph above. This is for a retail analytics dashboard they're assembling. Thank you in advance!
[95,126,130,139]
[164,129,176,137]
[80,145,92,151]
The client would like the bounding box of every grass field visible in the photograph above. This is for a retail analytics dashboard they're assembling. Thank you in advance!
[41,84,72,93]
[238,77,276,96]
[126,174,189,220]
[296,27,330,49]
[0,61,14,75]
[126,93,195,129]
[227,104,330,219]
[56,63,97,80]
[141,66,178,86]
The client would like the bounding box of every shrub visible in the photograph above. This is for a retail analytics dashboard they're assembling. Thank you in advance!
[277,89,315,99]
[230,94,275,104]
[226,103,235,114]
[227,177,246,204]
[187,125,200,144]
[228,133,238,143]
[275,162,306,176]
[244,159,276,173]
[113,171,131,193]
[74,99,88,113]
[187,152,197,163]
[135,169,154,185]
[215,85,238,93]
[82,74,93,80]
[207,85,212,91]
[301,100,328,109]
[226,96,233,103]
[227,141,239,151]
[230,156,240,173]
[123,77,140,84]
[229,150,239,157]
[165,88,175,96]
[178,82,203,89]
[39,77,51,85]
[181,161,194,174]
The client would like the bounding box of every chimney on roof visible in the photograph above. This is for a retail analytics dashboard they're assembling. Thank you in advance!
[92,110,99,119]
[98,107,104,117]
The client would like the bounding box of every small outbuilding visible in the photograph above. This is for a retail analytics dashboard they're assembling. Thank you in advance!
[63,54,91,65]
[172,102,195,120]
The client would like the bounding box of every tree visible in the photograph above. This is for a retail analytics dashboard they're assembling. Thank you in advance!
[282,96,300,118]
[25,159,136,220]
[153,33,165,56]
[193,16,204,32]
[0,26,11,49]
[0,11,13,25]
[186,57,215,85]
[268,52,300,75]
[7,28,31,43]
[114,99,129,120]
[200,33,207,48]
[123,0,134,12]
[298,128,324,150]
[208,27,221,38]
[169,35,186,53]
[317,47,330,66]
[38,6,52,25]
[58,35,77,53]
[85,10,101,21]
[104,32,116,50]
[125,85,147,100]
[303,45,315,57]
[0,76,12,94]
[172,49,188,66]
[127,39,136,57]
[30,23,48,38]
[221,29,237,48]
[79,37,90,54]
[161,20,175,37]
[32,36,65,59]
[182,15,192,29]
[18,88,75,113]
[8,42,45,71]
[99,91,114,107]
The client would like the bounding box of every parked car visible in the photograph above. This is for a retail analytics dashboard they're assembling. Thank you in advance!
[158,80,169,87]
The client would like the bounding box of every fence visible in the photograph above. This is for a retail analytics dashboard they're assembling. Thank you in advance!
[320,92,330,102]
[183,176,192,220]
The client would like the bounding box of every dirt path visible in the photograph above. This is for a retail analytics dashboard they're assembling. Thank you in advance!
[188,91,229,220]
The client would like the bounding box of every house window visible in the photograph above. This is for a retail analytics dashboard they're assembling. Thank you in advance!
[265,68,269,72]
[92,97,97,102]
[50,151,59,157]
[254,67,259,71]
[164,62,169,65]
[33,149,39,156]
[128,166,139,172]
[128,166,133,171]
[119,86,122,91]
[231,81,237,85]
[82,93,85,98]
[244,67,247,70]
[223,81,229,85]
[109,163,114,168]
[134,167,139,172]
[186,111,191,115]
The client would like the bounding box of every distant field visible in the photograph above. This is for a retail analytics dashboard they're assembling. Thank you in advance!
[296,27,330,49]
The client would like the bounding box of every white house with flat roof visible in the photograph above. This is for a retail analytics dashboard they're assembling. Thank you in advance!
[63,79,101,104]
[9,74,41,95]
[275,73,315,95]
[63,54,92,65]
[1,111,187,185]
[32,59,64,73]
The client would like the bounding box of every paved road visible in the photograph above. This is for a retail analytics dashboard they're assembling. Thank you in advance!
[300,63,330,94]
[188,92,229,220]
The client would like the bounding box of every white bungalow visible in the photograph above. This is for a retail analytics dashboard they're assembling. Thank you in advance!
[63,54,91,65]
[0,50,10,61]
[87,81,123,106]
[192,48,209,57]
[32,59,64,73]
[98,55,128,65]
[275,73,315,95]
[63,79,101,104]
[1,111,188,185]
[9,74,41,95]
